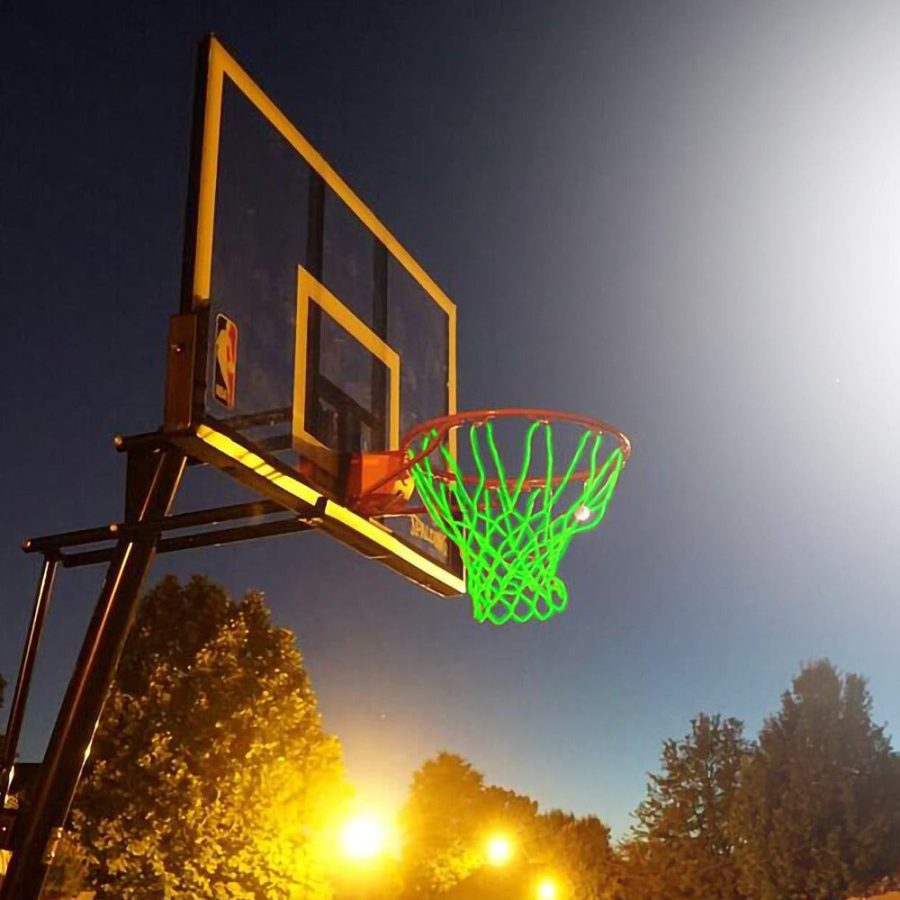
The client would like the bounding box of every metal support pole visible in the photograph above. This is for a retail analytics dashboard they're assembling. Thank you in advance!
[0,448,185,899]
[0,557,59,811]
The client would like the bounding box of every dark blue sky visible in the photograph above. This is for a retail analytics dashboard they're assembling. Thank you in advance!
[2,1,899,838]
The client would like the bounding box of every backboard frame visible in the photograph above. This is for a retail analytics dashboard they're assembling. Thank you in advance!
[165,35,464,596]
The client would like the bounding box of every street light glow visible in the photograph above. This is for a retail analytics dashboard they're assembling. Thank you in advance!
[486,834,513,866]
[339,814,387,861]
[536,876,559,898]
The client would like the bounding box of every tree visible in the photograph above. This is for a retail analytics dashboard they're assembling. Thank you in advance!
[65,575,348,899]
[534,811,617,900]
[400,753,616,899]
[400,753,533,895]
[731,659,900,900]
[620,713,748,900]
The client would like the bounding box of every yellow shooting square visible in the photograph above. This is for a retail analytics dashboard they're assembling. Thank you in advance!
[292,267,401,474]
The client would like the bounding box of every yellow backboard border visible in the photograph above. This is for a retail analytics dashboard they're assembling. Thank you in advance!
[292,267,401,474]
[189,424,465,595]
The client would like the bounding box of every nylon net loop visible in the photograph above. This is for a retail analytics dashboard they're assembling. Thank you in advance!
[406,415,628,624]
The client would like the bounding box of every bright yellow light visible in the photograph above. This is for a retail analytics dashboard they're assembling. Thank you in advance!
[536,876,559,899]
[340,814,387,861]
[486,834,513,866]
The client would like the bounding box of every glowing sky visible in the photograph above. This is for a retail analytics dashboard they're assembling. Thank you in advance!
[2,1,899,838]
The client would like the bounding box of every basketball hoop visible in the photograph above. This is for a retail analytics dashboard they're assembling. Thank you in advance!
[356,409,631,624]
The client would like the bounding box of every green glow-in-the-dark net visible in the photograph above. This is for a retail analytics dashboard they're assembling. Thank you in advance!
[408,419,627,624]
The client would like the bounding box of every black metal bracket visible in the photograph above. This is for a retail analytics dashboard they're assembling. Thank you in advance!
[22,498,319,569]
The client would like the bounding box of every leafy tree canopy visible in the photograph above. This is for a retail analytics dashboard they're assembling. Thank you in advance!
[401,752,616,899]
[65,575,349,900]
[620,713,749,900]
[732,659,900,900]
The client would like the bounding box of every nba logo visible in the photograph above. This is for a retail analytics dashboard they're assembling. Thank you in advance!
[214,314,238,408]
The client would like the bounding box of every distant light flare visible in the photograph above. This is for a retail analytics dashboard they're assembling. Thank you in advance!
[485,834,513,866]
[339,814,388,861]
[536,875,560,898]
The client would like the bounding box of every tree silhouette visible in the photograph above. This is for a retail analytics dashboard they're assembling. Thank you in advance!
[619,713,748,900]
[401,752,616,899]
[731,659,900,900]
